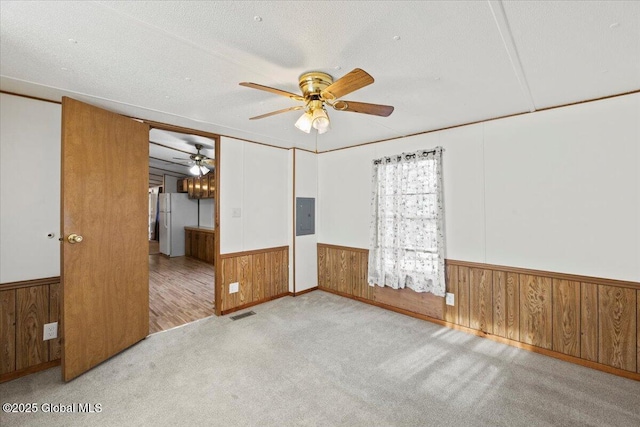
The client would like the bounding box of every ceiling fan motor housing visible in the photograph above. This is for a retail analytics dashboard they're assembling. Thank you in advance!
[298,72,334,101]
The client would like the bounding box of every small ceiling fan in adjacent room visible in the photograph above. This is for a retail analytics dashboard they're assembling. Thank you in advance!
[173,144,215,176]
[239,68,394,134]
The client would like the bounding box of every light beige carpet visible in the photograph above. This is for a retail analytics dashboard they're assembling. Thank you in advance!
[1,291,639,426]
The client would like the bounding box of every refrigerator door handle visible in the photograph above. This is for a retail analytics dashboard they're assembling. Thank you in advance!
[164,211,169,228]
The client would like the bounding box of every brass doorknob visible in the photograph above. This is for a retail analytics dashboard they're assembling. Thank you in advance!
[67,234,83,244]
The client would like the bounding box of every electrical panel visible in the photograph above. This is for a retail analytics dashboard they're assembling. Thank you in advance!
[296,197,315,236]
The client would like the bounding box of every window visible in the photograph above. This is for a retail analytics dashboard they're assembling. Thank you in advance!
[367,147,445,296]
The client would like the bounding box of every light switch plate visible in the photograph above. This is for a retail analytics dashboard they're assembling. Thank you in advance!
[43,322,58,340]
[445,293,455,306]
[229,282,239,293]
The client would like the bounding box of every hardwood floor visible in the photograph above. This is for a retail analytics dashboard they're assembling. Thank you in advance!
[149,240,159,255]
[149,254,215,334]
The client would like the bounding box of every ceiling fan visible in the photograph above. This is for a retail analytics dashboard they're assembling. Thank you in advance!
[173,144,214,176]
[240,68,394,134]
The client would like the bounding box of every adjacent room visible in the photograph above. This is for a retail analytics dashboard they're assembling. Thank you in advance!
[147,129,217,333]
[0,1,638,426]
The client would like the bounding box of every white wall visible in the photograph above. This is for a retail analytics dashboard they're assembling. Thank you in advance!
[198,198,215,228]
[318,93,640,282]
[220,137,289,254]
[163,174,179,193]
[1,93,61,282]
[294,149,318,292]
[318,124,486,263]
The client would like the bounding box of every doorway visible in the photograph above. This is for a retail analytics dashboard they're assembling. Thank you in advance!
[147,127,220,333]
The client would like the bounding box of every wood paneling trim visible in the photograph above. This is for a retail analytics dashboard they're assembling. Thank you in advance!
[220,246,289,259]
[317,89,640,154]
[0,360,61,384]
[0,276,61,291]
[447,260,640,290]
[637,290,640,373]
[292,287,318,297]
[317,243,369,253]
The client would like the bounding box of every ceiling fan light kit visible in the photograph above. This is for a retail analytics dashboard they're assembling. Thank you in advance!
[240,68,394,135]
[190,164,210,176]
[173,143,214,177]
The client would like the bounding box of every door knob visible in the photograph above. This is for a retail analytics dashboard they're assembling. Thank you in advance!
[67,234,84,244]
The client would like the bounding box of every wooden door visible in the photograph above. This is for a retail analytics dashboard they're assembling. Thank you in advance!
[61,97,149,381]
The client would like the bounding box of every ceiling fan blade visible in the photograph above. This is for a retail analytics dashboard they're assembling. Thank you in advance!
[250,106,304,120]
[239,82,304,101]
[332,100,394,117]
[321,68,374,100]
[202,158,215,166]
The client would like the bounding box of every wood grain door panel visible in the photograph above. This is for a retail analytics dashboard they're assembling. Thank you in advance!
[61,97,149,381]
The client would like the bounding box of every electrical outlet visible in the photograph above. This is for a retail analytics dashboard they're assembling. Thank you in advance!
[43,322,58,340]
[229,282,239,293]
[445,293,455,306]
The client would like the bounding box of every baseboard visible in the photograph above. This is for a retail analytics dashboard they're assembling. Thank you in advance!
[220,292,290,315]
[0,360,60,384]
[318,287,640,381]
[292,287,318,296]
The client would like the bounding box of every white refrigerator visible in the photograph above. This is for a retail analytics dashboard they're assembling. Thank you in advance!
[159,193,198,257]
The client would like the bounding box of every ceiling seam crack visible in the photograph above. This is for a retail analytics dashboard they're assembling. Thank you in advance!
[488,0,537,112]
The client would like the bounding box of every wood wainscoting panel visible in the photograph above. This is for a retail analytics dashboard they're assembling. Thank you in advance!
[252,253,265,302]
[0,290,16,374]
[372,286,444,320]
[505,272,520,341]
[445,265,458,324]
[519,274,552,349]
[237,255,253,307]
[0,278,62,382]
[48,283,62,360]
[317,244,444,319]
[457,266,471,328]
[334,249,349,294]
[598,285,636,371]
[317,246,639,380]
[552,280,581,357]
[580,282,598,362]
[317,246,327,292]
[220,247,289,314]
[470,268,493,333]
[221,257,238,311]
[492,271,506,338]
[493,271,519,339]
[16,285,49,370]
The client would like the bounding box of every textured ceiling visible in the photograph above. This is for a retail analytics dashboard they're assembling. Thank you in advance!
[1,1,638,152]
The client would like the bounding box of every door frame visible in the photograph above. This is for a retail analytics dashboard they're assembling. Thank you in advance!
[142,120,222,316]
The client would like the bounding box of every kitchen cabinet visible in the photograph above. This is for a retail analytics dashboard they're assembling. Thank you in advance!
[186,175,215,199]
[177,178,188,193]
[184,226,215,264]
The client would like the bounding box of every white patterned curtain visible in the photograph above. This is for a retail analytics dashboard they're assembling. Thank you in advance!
[368,147,446,296]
